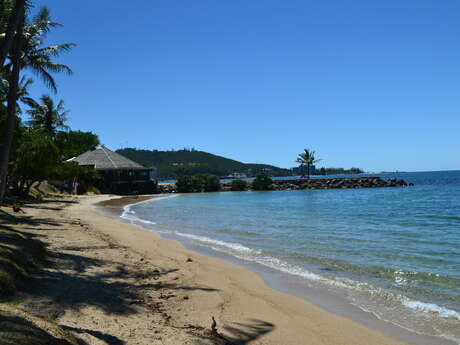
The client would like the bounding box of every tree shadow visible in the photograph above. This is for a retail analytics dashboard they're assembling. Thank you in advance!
[25,198,79,205]
[21,246,218,322]
[0,209,18,223]
[0,211,61,228]
[62,325,124,345]
[16,215,61,227]
[24,205,64,211]
[60,245,128,252]
[0,313,80,345]
[222,319,275,345]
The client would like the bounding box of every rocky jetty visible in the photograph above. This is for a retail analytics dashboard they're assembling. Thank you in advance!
[268,177,410,191]
[157,177,411,193]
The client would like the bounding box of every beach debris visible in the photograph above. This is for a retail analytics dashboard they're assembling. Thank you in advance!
[186,258,193,262]
[183,295,189,300]
[159,293,175,300]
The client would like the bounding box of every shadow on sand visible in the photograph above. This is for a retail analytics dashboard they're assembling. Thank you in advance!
[0,313,78,345]
[22,245,218,320]
[222,319,275,345]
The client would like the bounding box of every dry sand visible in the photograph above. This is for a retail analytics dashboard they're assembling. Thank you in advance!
[16,195,412,345]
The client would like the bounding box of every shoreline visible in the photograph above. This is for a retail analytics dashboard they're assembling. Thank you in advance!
[92,194,454,345]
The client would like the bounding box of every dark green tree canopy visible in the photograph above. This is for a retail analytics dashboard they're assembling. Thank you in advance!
[54,130,100,160]
[252,173,273,191]
[26,94,69,135]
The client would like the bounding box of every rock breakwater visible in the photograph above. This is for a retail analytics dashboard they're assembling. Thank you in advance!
[157,177,411,193]
[269,177,409,190]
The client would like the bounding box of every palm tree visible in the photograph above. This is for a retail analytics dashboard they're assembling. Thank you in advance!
[19,7,75,92]
[0,75,34,109]
[0,4,24,202]
[26,94,69,135]
[0,6,75,201]
[296,149,321,179]
[0,0,26,67]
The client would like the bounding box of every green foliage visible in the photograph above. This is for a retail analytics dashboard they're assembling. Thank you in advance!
[202,174,220,192]
[252,173,273,191]
[317,167,364,175]
[54,130,100,159]
[296,148,321,179]
[26,95,69,135]
[0,106,23,162]
[116,148,291,179]
[231,179,247,191]
[52,162,100,192]
[296,148,321,167]
[175,176,193,193]
[20,6,76,93]
[0,76,35,112]
[11,129,59,195]
[176,174,221,193]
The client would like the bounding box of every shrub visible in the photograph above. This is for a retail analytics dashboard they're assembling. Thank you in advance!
[252,173,273,191]
[52,162,101,194]
[190,175,205,192]
[203,174,220,192]
[176,174,220,192]
[176,176,193,193]
[231,179,247,191]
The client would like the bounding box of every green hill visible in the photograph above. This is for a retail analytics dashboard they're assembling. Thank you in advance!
[116,148,292,179]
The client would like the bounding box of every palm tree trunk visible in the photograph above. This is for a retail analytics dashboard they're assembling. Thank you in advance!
[0,8,24,202]
[0,0,25,67]
[307,163,310,179]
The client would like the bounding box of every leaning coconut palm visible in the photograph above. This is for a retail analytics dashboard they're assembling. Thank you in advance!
[296,149,321,179]
[26,94,69,135]
[0,6,75,202]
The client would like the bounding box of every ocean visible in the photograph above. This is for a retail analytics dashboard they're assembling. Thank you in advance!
[121,170,460,344]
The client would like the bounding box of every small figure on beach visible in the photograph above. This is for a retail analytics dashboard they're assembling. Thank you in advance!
[72,180,79,195]
[211,316,217,334]
[12,203,26,214]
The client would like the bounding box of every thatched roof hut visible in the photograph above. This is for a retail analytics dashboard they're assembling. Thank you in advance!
[69,145,146,170]
[69,146,156,194]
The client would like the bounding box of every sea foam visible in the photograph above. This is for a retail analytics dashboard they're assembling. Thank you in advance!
[402,299,460,320]
[120,194,178,226]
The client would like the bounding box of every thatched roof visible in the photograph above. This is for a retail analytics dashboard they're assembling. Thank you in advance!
[70,146,148,170]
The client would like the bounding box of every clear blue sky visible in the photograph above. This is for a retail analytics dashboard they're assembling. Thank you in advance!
[30,0,460,172]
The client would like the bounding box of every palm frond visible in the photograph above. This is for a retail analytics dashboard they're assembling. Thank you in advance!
[35,43,76,57]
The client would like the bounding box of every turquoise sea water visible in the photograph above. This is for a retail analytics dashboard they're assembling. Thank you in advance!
[123,171,460,344]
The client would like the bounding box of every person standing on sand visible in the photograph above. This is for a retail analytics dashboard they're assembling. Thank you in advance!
[72,180,79,195]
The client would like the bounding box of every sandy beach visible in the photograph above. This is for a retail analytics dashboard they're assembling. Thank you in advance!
[3,194,422,345]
